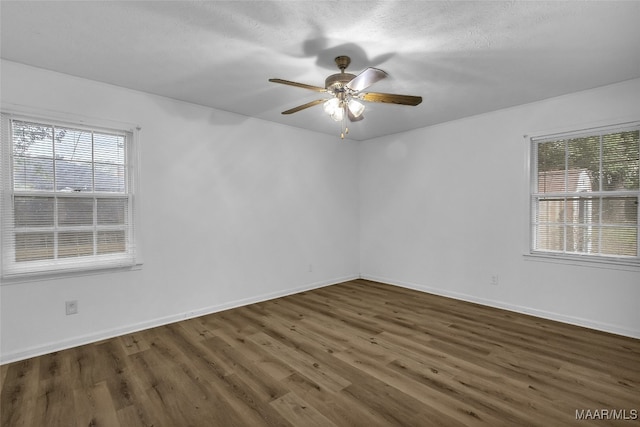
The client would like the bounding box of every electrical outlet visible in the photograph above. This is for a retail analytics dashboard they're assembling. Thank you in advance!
[491,275,499,286]
[65,300,78,315]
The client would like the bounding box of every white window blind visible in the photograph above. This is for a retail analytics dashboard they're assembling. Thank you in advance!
[530,123,639,263]
[1,113,139,278]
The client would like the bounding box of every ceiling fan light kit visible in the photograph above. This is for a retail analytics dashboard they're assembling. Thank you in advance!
[269,56,422,139]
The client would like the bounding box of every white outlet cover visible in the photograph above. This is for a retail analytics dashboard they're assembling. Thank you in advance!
[65,300,78,315]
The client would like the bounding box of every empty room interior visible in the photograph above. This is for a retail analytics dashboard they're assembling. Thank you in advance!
[1,1,639,426]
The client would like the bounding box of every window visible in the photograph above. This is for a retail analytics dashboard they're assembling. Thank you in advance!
[1,113,139,279]
[530,123,639,264]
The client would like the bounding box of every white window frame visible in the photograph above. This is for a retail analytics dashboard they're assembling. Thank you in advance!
[526,121,640,269]
[1,111,142,281]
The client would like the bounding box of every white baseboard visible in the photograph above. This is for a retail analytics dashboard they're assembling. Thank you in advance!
[360,274,640,340]
[0,274,358,364]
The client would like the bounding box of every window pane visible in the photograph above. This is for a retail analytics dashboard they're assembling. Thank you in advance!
[536,224,564,252]
[14,197,54,228]
[55,160,93,192]
[601,197,638,225]
[566,197,596,225]
[533,126,639,259]
[567,225,598,254]
[97,198,127,225]
[95,163,125,192]
[567,136,599,191]
[602,130,639,191]
[15,232,54,261]
[601,227,637,257]
[13,157,54,191]
[97,230,125,254]
[12,121,53,158]
[537,140,566,192]
[536,198,565,223]
[94,133,125,164]
[58,232,94,258]
[4,117,136,276]
[55,127,92,162]
[58,198,94,226]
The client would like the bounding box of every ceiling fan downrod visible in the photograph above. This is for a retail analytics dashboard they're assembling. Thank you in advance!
[334,55,351,72]
[325,57,357,94]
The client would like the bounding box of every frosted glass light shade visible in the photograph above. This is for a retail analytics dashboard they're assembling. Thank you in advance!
[330,106,344,121]
[348,99,365,117]
[323,98,340,115]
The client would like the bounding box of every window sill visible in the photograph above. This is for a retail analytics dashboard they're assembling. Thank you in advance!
[524,252,640,271]
[0,262,143,285]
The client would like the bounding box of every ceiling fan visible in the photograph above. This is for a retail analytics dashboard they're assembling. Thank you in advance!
[269,56,422,139]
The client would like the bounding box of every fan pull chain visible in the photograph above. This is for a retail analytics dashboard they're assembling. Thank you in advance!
[341,104,348,139]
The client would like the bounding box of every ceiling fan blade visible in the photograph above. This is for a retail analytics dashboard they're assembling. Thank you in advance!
[361,92,422,106]
[269,78,327,92]
[348,109,364,122]
[281,99,326,114]
[345,67,388,92]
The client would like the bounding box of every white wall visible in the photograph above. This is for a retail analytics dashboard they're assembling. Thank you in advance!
[0,60,360,363]
[359,78,640,338]
[2,60,638,364]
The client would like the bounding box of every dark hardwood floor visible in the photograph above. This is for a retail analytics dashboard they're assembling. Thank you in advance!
[1,279,639,426]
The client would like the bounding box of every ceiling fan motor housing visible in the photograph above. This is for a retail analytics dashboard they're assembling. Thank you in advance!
[326,55,356,94]
[325,73,356,93]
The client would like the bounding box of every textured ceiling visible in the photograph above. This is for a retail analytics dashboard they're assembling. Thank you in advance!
[1,1,640,140]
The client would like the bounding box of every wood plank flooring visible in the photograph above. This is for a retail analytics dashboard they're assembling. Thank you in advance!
[1,279,639,426]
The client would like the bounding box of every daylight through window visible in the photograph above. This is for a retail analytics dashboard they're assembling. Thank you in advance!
[1,115,138,278]
[530,124,639,263]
